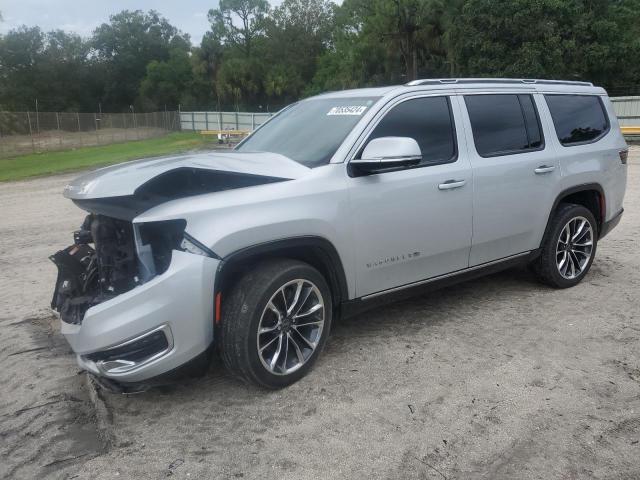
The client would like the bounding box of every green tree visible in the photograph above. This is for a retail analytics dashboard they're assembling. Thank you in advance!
[139,33,223,111]
[187,33,224,108]
[308,0,404,93]
[92,10,191,111]
[216,56,263,110]
[208,0,270,57]
[2,1,640,115]
[333,0,442,82]
[309,0,448,92]
[139,49,193,110]
[0,27,45,110]
[262,0,335,102]
[207,0,271,109]
[0,27,100,111]
[453,0,640,90]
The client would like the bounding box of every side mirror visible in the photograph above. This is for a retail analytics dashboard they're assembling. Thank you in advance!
[350,137,422,176]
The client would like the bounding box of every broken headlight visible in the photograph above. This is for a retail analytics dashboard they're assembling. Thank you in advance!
[180,233,215,257]
[135,220,216,281]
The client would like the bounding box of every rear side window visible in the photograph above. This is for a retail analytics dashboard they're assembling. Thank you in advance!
[464,94,544,157]
[545,95,610,146]
[364,96,457,166]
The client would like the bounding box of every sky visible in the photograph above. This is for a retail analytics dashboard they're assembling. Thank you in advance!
[0,0,278,45]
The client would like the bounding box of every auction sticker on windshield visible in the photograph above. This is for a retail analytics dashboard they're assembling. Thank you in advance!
[327,106,368,116]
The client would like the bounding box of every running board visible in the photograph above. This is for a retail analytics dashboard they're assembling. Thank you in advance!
[340,250,537,319]
[362,251,532,300]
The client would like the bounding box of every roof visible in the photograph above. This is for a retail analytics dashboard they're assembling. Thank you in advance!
[310,86,401,99]
[309,78,607,101]
[405,78,594,87]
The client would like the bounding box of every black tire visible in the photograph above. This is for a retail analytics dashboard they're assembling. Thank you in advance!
[532,203,598,288]
[219,259,332,389]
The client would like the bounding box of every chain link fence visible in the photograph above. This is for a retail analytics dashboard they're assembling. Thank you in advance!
[0,111,180,158]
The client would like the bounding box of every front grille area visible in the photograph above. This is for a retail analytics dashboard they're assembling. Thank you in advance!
[50,214,141,324]
[51,214,190,325]
[91,215,139,295]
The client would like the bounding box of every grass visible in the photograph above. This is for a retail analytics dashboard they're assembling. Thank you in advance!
[0,132,213,182]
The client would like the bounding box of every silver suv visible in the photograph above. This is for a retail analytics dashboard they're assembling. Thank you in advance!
[51,79,628,390]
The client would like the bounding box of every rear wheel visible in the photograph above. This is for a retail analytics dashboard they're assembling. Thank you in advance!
[219,259,332,388]
[533,203,597,288]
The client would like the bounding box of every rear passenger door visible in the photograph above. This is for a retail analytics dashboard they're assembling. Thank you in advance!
[460,92,559,266]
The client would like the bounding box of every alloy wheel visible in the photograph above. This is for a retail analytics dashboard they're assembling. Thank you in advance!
[257,279,325,375]
[556,216,594,280]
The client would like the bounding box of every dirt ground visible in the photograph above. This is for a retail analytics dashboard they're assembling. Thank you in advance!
[1,149,639,479]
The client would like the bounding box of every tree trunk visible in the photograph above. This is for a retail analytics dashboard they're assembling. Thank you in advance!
[412,44,418,80]
[404,34,417,81]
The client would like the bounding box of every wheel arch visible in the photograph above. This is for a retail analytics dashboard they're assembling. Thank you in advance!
[214,236,350,309]
[542,183,605,247]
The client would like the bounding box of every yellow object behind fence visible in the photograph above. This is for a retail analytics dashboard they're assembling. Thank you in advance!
[621,126,640,135]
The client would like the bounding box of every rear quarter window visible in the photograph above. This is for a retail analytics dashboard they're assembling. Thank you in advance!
[544,95,610,146]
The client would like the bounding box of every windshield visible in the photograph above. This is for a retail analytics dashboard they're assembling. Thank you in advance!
[236,97,379,168]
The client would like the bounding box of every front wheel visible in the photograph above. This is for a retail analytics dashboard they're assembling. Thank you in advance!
[533,203,598,288]
[219,259,332,389]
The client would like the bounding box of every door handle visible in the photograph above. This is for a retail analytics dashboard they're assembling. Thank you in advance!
[534,165,556,174]
[438,179,466,190]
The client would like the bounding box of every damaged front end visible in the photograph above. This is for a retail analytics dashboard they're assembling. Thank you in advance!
[51,157,301,325]
[50,215,141,324]
[49,150,308,384]
[50,214,204,325]
[50,209,218,387]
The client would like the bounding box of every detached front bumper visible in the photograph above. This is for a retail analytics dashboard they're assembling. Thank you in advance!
[61,250,219,384]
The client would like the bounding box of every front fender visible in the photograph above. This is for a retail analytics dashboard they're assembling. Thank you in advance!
[134,164,355,298]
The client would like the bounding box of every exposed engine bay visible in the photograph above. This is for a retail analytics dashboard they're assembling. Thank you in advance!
[51,154,305,325]
[50,215,140,324]
[51,211,201,325]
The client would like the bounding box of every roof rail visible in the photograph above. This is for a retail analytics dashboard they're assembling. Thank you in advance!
[405,78,594,87]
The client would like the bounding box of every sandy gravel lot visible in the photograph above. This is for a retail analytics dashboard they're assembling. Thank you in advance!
[1,149,639,479]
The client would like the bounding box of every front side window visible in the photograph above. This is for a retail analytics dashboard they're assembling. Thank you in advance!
[237,97,379,168]
[464,94,544,157]
[545,95,609,146]
[361,96,457,166]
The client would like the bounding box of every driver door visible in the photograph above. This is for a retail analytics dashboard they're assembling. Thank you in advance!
[347,95,473,297]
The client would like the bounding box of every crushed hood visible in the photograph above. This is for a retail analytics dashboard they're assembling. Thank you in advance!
[64,150,311,200]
